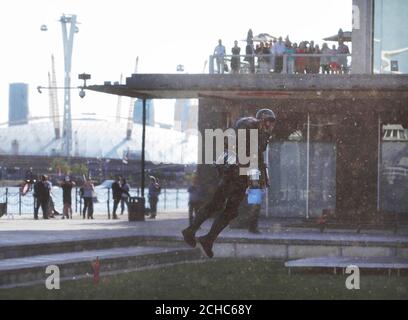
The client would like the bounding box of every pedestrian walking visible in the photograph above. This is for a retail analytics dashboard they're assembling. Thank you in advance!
[148,176,161,219]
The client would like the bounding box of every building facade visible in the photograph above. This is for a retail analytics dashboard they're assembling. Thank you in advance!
[8,83,29,126]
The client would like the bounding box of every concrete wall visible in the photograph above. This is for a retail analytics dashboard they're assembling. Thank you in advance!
[352,0,374,74]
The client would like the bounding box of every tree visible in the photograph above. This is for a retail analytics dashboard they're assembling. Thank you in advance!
[50,158,70,175]
[71,163,88,176]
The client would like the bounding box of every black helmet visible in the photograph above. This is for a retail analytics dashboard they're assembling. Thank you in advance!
[256,108,276,122]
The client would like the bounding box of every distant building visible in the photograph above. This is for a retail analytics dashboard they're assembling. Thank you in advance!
[8,83,29,126]
[133,99,155,125]
[174,99,198,131]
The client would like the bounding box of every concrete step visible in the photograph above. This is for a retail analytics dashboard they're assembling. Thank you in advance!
[0,235,184,260]
[1,230,407,262]
[0,246,202,288]
[285,256,408,275]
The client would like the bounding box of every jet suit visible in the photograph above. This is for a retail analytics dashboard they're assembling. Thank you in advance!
[187,117,271,246]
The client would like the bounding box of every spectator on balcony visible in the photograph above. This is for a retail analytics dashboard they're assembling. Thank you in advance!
[295,41,307,74]
[337,39,350,73]
[263,42,272,73]
[246,28,253,43]
[273,37,286,73]
[285,39,296,74]
[329,44,341,74]
[231,40,241,74]
[213,39,226,74]
[305,41,314,73]
[321,43,331,74]
[269,40,275,72]
[244,39,255,73]
[256,42,269,73]
[311,44,321,74]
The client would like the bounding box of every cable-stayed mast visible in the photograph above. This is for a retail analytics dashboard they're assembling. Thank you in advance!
[49,54,60,139]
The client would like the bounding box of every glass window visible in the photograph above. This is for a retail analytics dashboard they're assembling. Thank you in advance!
[373,0,408,74]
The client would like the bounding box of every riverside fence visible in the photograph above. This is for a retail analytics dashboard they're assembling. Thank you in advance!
[0,187,189,216]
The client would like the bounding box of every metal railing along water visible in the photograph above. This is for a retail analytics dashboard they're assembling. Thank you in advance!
[0,186,188,216]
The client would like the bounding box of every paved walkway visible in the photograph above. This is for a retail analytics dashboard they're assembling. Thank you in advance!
[1,211,407,247]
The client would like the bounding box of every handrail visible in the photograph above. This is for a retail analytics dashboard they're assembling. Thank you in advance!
[209,53,352,74]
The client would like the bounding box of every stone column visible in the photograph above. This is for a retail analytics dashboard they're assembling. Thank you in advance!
[352,0,374,74]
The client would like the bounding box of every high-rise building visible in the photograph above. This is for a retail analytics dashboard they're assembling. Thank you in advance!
[8,83,29,126]
[133,99,155,125]
[174,99,198,131]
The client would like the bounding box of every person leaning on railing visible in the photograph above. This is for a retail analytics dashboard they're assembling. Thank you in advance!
[213,39,226,74]
[320,43,331,74]
[244,40,255,74]
[231,40,241,74]
[337,39,350,74]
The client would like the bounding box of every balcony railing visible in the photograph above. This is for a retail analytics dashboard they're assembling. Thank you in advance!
[209,53,352,75]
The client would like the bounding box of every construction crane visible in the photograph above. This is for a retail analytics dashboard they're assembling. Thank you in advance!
[126,56,139,140]
[115,73,123,123]
[48,54,61,139]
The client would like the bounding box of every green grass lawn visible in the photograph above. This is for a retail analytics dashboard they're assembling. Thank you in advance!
[1,258,407,300]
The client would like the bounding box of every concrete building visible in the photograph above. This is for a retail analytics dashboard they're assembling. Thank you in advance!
[174,99,198,131]
[8,83,29,126]
[133,98,154,126]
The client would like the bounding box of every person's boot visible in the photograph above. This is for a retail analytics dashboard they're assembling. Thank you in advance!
[182,227,196,248]
[113,214,118,220]
[197,235,214,258]
[248,209,261,234]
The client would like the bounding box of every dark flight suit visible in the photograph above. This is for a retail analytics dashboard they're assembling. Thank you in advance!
[189,117,270,242]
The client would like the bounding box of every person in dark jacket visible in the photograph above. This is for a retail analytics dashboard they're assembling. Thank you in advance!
[111,176,122,219]
[182,108,276,258]
[148,176,161,219]
[60,176,76,219]
[32,176,41,220]
[36,175,51,220]
[120,178,131,215]
[244,40,255,73]
[187,176,204,226]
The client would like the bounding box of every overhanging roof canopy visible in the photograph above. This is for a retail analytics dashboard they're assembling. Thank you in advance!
[87,74,408,100]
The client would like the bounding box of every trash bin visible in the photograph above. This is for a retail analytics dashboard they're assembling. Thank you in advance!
[128,197,145,221]
[0,203,7,218]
